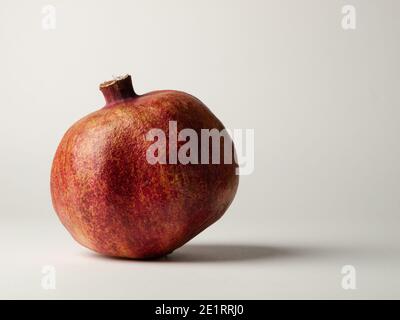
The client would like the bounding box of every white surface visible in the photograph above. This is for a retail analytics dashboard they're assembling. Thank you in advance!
[1,214,400,299]
[1,0,400,299]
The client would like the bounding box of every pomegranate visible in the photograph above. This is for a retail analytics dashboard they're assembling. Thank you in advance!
[50,75,239,259]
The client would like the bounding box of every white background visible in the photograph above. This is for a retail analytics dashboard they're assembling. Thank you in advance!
[0,0,399,299]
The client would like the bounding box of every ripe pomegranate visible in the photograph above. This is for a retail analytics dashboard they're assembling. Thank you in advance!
[50,75,239,259]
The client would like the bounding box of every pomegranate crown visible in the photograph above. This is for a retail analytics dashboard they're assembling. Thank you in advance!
[100,74,136,105]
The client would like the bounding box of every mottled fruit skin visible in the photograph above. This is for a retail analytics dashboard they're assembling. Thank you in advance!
[51,89,239,259]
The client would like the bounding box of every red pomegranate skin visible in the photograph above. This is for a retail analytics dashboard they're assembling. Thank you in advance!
[50,75,239,259]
